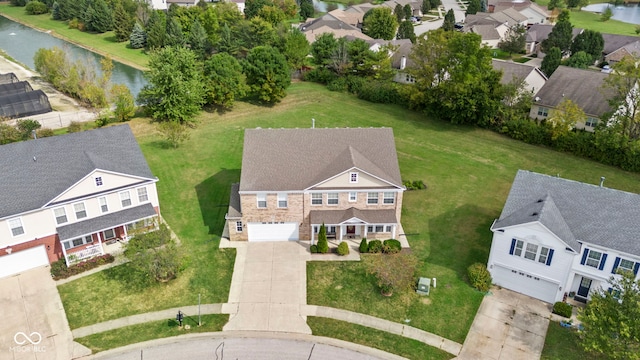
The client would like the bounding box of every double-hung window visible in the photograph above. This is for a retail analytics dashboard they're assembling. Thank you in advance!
[367,192,379,204]
[120,191,132,207]
[99,197,109,213]
[537,107,548,117]
[538,247,550,264]
[524,243,538,260]
[513,239,524,256]
[8,218,24,236]
[383,192,395,204]
[327,193,338,205]
[311,193,322,205]
[586,250,602,268]
[54,207,68,224]
[64,235,93,250]
[257,193,267,208]
[277,193,287,208]
[74,202,87,219]
[509,239,554,265]
[618,259,634,272]
[349,192,357,202]
[137,187,149,202]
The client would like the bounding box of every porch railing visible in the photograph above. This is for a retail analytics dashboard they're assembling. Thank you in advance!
[67,244,103,264]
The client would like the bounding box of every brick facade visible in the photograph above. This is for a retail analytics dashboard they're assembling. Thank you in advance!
[0,234,62,263]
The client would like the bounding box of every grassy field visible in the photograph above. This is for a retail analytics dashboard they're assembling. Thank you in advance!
[541,322,607,360]
[308,317,453,360]
[75,314,228,353]
[533,1,637,35]
[0,4,148,69]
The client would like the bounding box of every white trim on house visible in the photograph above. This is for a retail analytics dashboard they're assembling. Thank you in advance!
[304,167,404,191]
[53,206,68,225]
[7,217,25,237]
[73,201,88,220]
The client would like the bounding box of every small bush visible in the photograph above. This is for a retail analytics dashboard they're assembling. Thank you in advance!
[303,67,336,84]
[553,301,573,318]
[51,254,115,280]
[368,239,383,253]
[403,180,427,190]
[337,241,350,256]
[310,244,318,253]
[467,263,492,292]
[67,121,83,133]
[25,1,49,14]
[359,238,368,253]
[95,114,110,127]
[36,128,54,138]
[327,77,348,92]
[383,239,402,254]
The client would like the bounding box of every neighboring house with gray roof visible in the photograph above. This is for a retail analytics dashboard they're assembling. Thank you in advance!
[488,170,640,303]
[225,128,405,242]
[488,0,551,25]
[529,66,612,132]
[300,12,372,43]
[604,40,640,65]
[525,24,583,55]
[492,59,547,97]
[463,9,527,47]
[0,125,160,278]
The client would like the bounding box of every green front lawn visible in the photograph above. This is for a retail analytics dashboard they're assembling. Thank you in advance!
[541,322,607,360]
[0,4,149,69]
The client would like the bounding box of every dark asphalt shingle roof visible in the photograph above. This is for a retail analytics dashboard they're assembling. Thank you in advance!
[227,183,242,218]
[492,59,546,85]
[310,208,398,224]
[239,128,403,192]
[494,170,640,257]
[602,33,640,55]
[0,124,155,219]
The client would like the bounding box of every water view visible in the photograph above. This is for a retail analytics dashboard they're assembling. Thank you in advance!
[582,3,640,25]
[0,15,146,97]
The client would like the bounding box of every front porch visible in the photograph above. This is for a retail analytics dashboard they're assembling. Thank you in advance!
[309,207,400,245]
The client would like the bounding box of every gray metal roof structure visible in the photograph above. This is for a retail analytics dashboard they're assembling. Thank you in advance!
[0,73,19,85]
[0,81,33,97]
[239,128,403,192]
[0,124,156,219]
[0,89,51,119]
[57,203,156,241]
[493,170,640,257]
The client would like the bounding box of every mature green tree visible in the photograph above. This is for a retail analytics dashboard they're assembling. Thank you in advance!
[578,271,640,359]
[300,0,314,19]
[363,253,418,295]
[244,0,272,19]
[199,6,220,46]
[547,0,562,10]
[362,7,398,40]
[51,1,62,20]
[407,29,502,126]
[604,56,640,140]
[215,1,243,26]
[113,0,134,42]
[157,121,190,148]
[601,6,613,21]
[540,47,562,77]
[283,28,310,71]
[165,17,185,47]
[564,51,591,68]
[216,23,240,56]
[110,84,136,122]
[188,20,209,58]
[421,0,431,14]
[311,32,338,66]
[258,5,286,26]
[129,22,147,49]
[430,0,441,9]
[442,9,455,31]
[466,0,480,15]
[138,46,205,123]
[404,4,413,20]
[394,4,405,22]
[397,20,416,43]
[0,123,20,145]
[234,18,278,55]
[566,0,580,9]
[347,38,386,77]
[570,29,604,62]
[498,24,526,56]
[547,98,584,139]
[87,0,112,33]
[243,45,291,103]
[203,53,247,108]
[541,12,573,54]
[16,119,41,140]
[124,224,182,282]
[145,10,166,49]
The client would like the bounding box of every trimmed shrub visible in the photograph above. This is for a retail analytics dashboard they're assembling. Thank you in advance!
[310,244,318,253]
[359,238,368,253]
[67,121,83,133]
[403,180,426,190]
[317,223,329,254]
[357,80,406,105]
[337,241,350,256]
[327,77,348,92]
[383,239,402,254]
[467,263,492,292]
[553,301,573,318]
[36,128,54,138]
[368,239,383,253]
[25,1,49,15]
[51,254,115,280]
[303,67,336,84]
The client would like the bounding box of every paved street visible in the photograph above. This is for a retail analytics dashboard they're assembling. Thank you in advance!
[414,0,466,35]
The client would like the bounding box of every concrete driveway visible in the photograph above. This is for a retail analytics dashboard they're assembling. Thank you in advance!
[0,266,75,360]
[457,287,551,360]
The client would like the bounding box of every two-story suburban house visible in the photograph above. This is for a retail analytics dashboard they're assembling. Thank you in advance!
[492,59,547,98]
[0,125,160,278]
[487,170,640,304]
[225,127,405,243]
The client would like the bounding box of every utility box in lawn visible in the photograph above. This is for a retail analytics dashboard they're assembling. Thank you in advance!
[416,277,431,295]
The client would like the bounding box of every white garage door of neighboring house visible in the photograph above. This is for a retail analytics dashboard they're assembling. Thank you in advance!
[247,222,299,242]
[492,265,559,304]
[0,245,49,279]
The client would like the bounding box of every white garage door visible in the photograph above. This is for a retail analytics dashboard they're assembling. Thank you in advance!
[247,222,299,242]
[0,245,49,279]
[492,265,559,304]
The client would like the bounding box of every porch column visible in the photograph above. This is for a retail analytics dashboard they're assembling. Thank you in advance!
[97,232,105,256]
[392,224,396,239]
[311,225,315,245]
[363,225,368,239]
[339,225,343,241]
[60,241,69,267]
[122,224,128,240]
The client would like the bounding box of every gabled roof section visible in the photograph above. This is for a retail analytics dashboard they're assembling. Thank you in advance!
[493,59,547,85]
[526,24,582,44]
[496,170,640,257]
[239,128,403,192]
[0,125,155,219]
[602,33,640,55]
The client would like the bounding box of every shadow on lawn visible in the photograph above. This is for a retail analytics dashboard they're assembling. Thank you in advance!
[195,169,241,237]
[101,262,156,292]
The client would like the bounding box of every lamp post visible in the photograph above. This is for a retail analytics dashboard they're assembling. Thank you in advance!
[176,310,184,327]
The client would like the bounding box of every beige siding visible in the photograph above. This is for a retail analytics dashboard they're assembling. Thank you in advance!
[55,171,152,203]
[314,171,391,189]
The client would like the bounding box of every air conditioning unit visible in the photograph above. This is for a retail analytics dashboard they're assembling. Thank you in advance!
[416,277,431,296]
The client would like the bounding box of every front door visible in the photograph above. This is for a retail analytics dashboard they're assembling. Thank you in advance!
[346,226,355,234]
[577,277,592,298]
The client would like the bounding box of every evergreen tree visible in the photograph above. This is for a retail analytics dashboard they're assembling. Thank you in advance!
[466,0,480,15]
[395,4,404,23]
[203,52,247,108]
[480,0,487,12]
[82,5,95,31]
[570,29,604,62]
[243,45,291,103]
[165,17,185,47]
[397,20,416,43]
[188,20,209,58]
[541,11,573,54]
[146,10,166,49]
[421,0,431,14]
[51,1,61,20]
[129,21,147,49]
[540,47,562,77]
[362,7,398,40]
[113,0,134,42]
[317,224,328,253]
[299,0,313,19]
[89,0,113,33]
[404,4,413,19]
[442,9,455,31]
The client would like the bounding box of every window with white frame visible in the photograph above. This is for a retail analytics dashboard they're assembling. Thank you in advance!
[327,226,336,234]
[137,187,149,203]
[99,197,109,213]
[63,235,93,250]
[327,193,338,205]
[385,225,393,233]
[8,218,24,236]
[349,192,357,202]
[585,117,598,127]
[586,250,603,268]
[524,243,538,260]
[383,192,395,204]
[311,193,322,205]
[510,239,553,265]
[538,247,550,264]
[103,229,116,240]
[350,172,358,183]
[257,193,267,208]
[120,191,132,207]
[367,225,374,232]
[537,107,548,117]
[236,221,243,232]
[375,225,384,232]
[367,192,379,204]
[54,207,68,224]
[74,202,87,219]
[619,258,635,272]
[277,193,287,208]
[514,239,524,256]
[95,176,103,186]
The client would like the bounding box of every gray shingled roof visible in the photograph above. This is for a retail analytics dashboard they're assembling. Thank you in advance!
[57,203,156,241]
[533,66,612,117]
[0,125,155,219]
[526,24,582,44]
[494,170,640,257]
[602,33,640,55]
[492,59,545,85]
[310,208,397,224]
[227,183,241,218]
[239,128,403,192]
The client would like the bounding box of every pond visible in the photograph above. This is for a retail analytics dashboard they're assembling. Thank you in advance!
[0,15,146,97]
[582,3,640,25]
[313,0,346,13]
